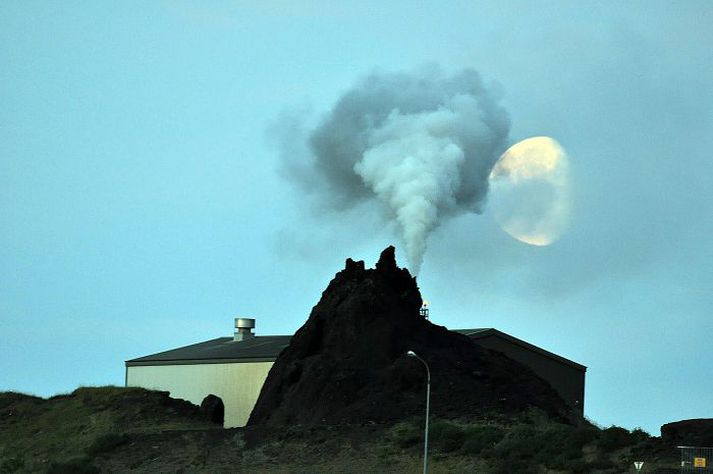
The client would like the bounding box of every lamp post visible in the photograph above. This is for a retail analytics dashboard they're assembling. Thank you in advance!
[407,350,430,474]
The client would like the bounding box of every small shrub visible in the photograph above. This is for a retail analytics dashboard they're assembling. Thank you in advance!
[375,444,392,459]
[460,425,505,455]
[488,422,600,471]
[557,458,589,472]
[631,427,650,443]
[489,457,538,474]
[85,432,129,457]
[588,455,615,469]
[540,425,589,466]
[0,457,25,474]
[599,426,635,451]
[570,426,600,446]
[430,420,465,453]
[521,407,551,426]
[46,457,100,474]
[492,425,542,461]
[389,421,422,448]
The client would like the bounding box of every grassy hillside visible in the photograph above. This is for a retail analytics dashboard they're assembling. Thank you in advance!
[0,387,218,473]
[0,387,680,473]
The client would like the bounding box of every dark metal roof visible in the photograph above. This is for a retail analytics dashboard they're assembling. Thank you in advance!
[125,328,585,371]
[125,336,291,366]
[453,328,587,372]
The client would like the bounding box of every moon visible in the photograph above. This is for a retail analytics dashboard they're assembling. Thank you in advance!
[488,136,571,246]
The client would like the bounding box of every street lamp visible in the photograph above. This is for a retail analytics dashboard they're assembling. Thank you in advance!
[407,350,431,474]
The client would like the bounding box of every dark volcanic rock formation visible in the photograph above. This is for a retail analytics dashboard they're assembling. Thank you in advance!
[200,394,225,425]
[248,247,571,426]
[661,419,713,447]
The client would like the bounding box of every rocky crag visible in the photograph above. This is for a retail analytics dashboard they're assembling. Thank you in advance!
[661,418,713,447]
[248,247,571,426]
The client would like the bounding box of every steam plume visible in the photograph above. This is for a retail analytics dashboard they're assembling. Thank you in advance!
[280,67,510,274]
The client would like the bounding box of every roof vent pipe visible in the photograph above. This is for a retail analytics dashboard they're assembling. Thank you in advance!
[234,318,255,342]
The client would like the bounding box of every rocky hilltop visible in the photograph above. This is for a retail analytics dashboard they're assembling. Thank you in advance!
[248,246,571,426]
[661,418,713,447]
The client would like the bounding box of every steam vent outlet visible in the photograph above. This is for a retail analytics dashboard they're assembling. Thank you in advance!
[234,318,255,342]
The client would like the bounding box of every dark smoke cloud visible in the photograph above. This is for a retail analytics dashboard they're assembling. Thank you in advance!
[277,66,511,273]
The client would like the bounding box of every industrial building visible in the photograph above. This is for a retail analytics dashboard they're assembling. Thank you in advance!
[125,318,586,428]
[455,328,586,415]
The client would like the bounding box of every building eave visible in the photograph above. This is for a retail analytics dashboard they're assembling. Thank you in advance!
[454,328,587,372]
[126,357,278,367]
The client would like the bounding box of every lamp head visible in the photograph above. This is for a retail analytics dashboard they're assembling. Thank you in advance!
[406,350,416,357]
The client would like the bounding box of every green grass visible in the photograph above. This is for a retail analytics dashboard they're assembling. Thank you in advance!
[84,433,129,457]
[381,414,670,474]
[0,386,217,472]
[0,387,682,473]
[45,458,100,474]
[0,456,25,473]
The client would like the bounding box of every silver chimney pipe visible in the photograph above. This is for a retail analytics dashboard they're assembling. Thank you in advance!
[234,318,255,342]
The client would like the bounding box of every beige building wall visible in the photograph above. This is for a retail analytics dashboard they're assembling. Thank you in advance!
[126,362,273,428]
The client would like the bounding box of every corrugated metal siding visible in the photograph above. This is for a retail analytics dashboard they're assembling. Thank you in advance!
[126,362,273,427]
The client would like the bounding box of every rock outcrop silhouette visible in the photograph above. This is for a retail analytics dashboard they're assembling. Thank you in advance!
[248,246,571,426]
[661,419,713,447]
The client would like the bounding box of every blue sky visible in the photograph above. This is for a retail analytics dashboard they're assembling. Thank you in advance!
[1,1,711,435]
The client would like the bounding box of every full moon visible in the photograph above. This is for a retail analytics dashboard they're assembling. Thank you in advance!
[488,136,571,246]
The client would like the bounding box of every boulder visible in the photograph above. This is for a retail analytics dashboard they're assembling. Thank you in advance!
[200,394,224,425]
